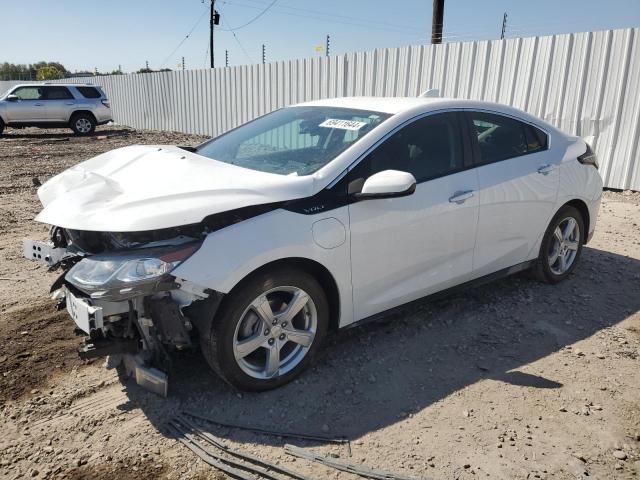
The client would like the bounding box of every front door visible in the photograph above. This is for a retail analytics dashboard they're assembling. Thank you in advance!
[348,112,479,321]
[4,86,46,122]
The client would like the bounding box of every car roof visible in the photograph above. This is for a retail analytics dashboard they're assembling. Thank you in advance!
[297,96,442,114]
[12,83,99,88]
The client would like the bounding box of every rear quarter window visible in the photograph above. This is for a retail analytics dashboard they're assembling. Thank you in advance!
[523,123,548,152]
[76,86,101,99]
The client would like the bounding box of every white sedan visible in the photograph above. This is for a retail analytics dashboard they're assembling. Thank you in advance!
[24,96,603,393]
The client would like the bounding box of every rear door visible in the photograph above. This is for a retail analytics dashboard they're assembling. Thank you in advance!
[42,86,76,122]
[466,111,559,277]
[348,112,480,320]
[4,86,46,122]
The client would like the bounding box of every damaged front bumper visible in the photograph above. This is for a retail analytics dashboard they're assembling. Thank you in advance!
[23,235,221,397]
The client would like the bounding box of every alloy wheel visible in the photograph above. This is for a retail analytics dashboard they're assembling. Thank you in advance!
[547,216,580,275]
[75,118,92,133]
[232,286,317,379]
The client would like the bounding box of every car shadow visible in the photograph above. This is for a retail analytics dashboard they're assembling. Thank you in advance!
[116,245,639,445]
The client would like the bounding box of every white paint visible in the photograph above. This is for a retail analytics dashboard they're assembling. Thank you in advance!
[348,168,479,320]
[34,145,315,232]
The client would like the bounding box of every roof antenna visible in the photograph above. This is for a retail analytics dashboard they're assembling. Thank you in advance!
[419,88,439,98]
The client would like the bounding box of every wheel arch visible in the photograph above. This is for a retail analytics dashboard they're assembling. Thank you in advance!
[222,257,342,332]
[69,110,97,123]
[562,198,590,242]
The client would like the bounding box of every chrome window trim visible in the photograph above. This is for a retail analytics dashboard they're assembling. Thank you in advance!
[326,106,552,191]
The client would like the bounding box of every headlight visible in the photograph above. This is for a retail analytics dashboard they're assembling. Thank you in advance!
[65,242,200,299]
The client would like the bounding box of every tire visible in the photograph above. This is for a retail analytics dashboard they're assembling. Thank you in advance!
[0,118,4,136]
[70,113,96,135]
[533,205,585,284]
[200,267,329,391]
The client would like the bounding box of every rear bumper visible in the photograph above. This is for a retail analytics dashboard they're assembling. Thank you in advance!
[92,106,112,124]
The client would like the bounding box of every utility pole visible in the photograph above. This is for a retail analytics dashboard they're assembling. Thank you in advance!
[500,12,508,39]
[181,56,185,70]
[225,50,229,67]
[326,34,330,57]
[431,0,445,44]
[262,44,266,64]
[145,60,149,70]
[209,0,220,68]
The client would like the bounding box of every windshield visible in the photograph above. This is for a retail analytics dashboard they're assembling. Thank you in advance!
[196,106,391,175]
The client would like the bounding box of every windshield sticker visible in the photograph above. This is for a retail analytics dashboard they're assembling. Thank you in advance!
[319,119,367,131]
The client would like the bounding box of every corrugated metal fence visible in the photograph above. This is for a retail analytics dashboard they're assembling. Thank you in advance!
[1,28,639,190]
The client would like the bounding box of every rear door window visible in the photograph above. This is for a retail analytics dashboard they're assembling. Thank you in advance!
[468,112,548,164]
[43,86,74,100]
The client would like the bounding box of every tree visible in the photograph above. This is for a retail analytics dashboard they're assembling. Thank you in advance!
[136,67,172,74]
[36,65,63,80]
[0,61,69,81]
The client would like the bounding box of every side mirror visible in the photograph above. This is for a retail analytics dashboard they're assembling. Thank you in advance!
[6,94,18,102]
[355,170,416,200]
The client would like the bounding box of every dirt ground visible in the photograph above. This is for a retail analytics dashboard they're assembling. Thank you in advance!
[0,125,639,480]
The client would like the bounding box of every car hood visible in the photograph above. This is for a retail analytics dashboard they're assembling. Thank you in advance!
[35,145,316,232]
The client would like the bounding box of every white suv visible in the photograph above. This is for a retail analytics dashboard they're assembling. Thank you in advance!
[24,96,602,394]
[0,83,111,135]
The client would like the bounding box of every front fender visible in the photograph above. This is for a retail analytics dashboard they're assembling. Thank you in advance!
[172,207,354,326]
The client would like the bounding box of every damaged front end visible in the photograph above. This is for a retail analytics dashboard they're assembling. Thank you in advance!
[24,226,222,397]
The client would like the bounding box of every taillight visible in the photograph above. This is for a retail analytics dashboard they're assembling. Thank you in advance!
[578,144,598,169]
[101,99,110,108]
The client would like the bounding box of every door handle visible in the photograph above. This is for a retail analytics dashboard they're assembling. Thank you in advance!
[449,190,474,204]
[34,103,44,106]
[65,102,74,105]
[537,164,555,175]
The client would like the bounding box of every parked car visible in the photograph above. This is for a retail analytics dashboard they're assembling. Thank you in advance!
[23,96,602,394]
[0,83,111,135]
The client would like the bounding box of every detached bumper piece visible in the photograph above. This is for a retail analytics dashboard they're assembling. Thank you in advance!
[23,239,68,267]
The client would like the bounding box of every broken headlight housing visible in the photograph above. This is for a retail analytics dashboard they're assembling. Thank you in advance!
[65,242,200,300]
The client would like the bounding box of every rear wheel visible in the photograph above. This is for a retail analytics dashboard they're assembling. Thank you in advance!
[200,267,329,391]
[533,205,585,283]
[70,113,96,135]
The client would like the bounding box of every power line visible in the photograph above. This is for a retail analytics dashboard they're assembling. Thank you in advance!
[220,15,254,63]
[221,0,278,31]
[227,0,425,34]
[159,7,209,68]
[224,0,426,35]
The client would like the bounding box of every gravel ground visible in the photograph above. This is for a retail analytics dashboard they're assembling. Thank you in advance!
[0,126,639,480]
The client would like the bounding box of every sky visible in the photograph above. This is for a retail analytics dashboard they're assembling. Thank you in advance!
[2,0,640,73]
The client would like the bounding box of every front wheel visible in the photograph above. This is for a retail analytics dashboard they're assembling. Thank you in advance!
[201,267,329,391]
[0,119,4,136]
[533,205,585,283]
